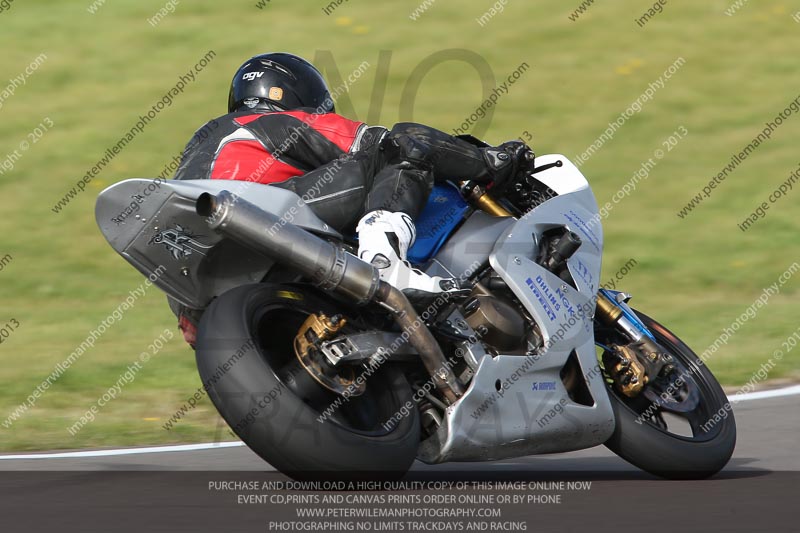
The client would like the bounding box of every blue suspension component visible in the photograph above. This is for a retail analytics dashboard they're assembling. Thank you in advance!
[598,288,656,341]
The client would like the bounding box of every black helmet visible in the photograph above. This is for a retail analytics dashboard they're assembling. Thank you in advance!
[228,53,335,113]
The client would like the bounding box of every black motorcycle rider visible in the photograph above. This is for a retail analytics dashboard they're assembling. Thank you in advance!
[172,52,533,344]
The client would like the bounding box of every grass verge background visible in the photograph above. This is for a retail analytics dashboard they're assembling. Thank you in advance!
[0,0,798,451]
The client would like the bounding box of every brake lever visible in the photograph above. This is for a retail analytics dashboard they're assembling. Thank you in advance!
[531,159,563,174]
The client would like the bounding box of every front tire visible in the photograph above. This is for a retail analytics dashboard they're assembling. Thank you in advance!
[195,283,420,480]
[601,310,736,479]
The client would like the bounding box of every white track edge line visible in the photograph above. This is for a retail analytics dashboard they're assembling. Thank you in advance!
[728,384,800,403]
[0,441,244,460]
[2,385,799,460]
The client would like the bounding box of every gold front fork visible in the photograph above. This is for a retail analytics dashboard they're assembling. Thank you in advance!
[595,291,623,324]
[460,181,514,217]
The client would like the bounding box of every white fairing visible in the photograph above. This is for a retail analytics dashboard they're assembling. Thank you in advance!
[533,154,595,196]
[418,154,615,463]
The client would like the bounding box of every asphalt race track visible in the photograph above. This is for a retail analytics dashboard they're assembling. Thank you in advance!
[2,386,797,472]
[1,388,797,532]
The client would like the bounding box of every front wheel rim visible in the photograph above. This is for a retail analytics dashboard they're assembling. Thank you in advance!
[599,316,731,443]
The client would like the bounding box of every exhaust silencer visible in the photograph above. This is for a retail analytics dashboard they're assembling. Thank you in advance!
[197,190,380,305]
[196,190,464,402]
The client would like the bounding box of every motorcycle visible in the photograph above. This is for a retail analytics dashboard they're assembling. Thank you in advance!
[95,150,735,480]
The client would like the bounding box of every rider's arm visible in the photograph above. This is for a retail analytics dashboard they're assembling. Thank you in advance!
[352,124,389,153]
[172,120,220,180]
[385,122,533,188]
[245,111,381,169]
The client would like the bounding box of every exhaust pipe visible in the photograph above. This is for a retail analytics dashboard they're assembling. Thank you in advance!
[197,190,464,402]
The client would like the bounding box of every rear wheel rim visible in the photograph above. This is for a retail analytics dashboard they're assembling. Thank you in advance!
[251,303,405,438]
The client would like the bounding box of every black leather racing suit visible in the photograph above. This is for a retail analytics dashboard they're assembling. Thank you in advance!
[170,109,516,345]
[173,108,510,232]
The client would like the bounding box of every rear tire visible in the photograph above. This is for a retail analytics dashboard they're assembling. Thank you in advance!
[195,283,420,480]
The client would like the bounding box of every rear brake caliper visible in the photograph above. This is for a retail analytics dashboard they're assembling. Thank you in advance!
[294,313,366,397]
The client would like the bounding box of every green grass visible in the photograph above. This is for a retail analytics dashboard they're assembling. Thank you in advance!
[0,1,798,451]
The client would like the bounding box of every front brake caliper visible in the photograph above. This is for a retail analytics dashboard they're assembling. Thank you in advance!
[595,290,674,397]
[604,340,673,398]
[604,344,648,397]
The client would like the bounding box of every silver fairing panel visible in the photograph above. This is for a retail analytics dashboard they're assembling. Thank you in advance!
[418,154,615,463]
[95,178,341,309]
[426,211,516,279]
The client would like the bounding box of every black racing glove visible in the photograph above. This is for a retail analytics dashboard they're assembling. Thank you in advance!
[477,140,535,190]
